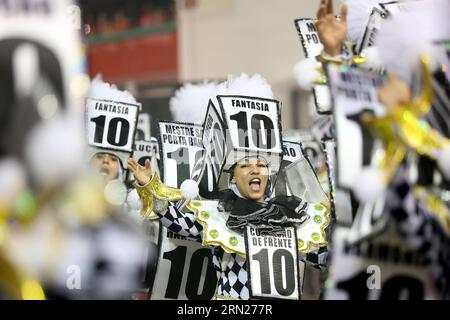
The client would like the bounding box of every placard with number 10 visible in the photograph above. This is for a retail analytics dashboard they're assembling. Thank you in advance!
[217,95,283,175]
[86,97,140,168]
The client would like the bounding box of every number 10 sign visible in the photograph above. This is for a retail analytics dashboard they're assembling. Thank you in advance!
[217,95,283,174]
[245,226,300,300]
[87,98,139,152]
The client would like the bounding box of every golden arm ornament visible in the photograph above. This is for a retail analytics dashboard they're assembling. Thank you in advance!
[134,171,186,219]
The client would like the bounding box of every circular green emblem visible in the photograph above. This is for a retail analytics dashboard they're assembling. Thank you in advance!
[209,229,219,239]
[311,232,320,241]
[229,236,238,246]
[314,204,323,211]
[201,211,209,219]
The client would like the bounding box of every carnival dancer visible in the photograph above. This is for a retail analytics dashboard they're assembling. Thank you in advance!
[87,76,166,299]
[86,75,146,215]
[90,152,122,181]
[304,0,450,299]
[85,75,159,299]
[129,74,330,300]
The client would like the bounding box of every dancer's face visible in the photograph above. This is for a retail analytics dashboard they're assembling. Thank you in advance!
[231,157,269,203]
[90,152,120,181]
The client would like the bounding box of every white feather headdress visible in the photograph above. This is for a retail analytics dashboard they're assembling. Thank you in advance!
[86,75,137,104]
[169,81,224,123]
[218,73,273,99]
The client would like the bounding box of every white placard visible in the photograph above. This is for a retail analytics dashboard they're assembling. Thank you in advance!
[159,121,203,188]
[325,226,438,300]
[246,226,300,300]
[282,141,304,164]
[219,96,282,152]
[328,65,385,190]
[86,98,139,153]
[327,64,385,117]
[294,18,334,114]
[151,226,218,300]
[294,18,323,58]
[218,95,283,173]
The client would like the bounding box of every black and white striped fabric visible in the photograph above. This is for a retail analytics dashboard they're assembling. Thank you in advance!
[155,201,327,299]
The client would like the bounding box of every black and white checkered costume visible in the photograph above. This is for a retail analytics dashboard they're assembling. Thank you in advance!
[155,203,327,300]
[388,166,450,298]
